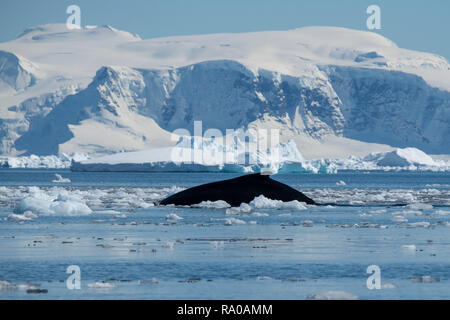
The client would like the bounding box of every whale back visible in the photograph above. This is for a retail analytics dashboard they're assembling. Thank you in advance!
[159,173,316,206]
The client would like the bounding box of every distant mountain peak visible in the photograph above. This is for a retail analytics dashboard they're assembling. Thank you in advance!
[16,23,141,42]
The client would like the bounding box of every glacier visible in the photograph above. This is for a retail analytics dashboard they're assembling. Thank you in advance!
[71,136,335,173]
[0,24,448,159]
[70,137,450,173]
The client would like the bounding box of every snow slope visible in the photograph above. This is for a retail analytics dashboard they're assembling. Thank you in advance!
[0,24,449,157]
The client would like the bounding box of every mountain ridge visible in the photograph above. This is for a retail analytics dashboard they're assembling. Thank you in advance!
[0,24,449,157]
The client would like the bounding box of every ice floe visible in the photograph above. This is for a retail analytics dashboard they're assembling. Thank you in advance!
[52,173,71,183]
[224,217,247,225]
[249,195,308,210]
[192,200,231,209]
[306,290,358,300]
[165,213,183,222]
[411,276,440,283]
[88,282,117,289]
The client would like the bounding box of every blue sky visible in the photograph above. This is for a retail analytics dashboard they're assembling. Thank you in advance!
[1,0,449,60]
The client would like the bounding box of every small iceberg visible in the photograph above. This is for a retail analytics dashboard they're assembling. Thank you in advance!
[165,213,183,222]
[52,173,71,183]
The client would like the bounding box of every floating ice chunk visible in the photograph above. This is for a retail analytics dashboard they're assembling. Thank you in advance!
[94,210,120,215]
[249,195,307,210]
[138,278,158,285]
[369,209,386,214]
[391,216,408,223]
[0,280,16,290]
[192,200,231,209]
[306,290,358,300]
[401,244,416,250]
[17,283,40,290]
[16,193,92,216]
[224,217,246,225]
[52,173,71,183]
[225,203,252,215]
[6,211,37,222]
[433,210,450,215]
[166,213,183,222]
[88,282,116,289]
[393,210,422,216]
[405,203,433,210]
[336,180,346,186]
[302,220,314,227]
[405,222,430,228]
[381,283,397,289]
[411,276,440,283]
[210,241,225,248]
[257,276,272,280]
[51,200,92,216]
[16,196,54,215]
[136,201,154,208]
[249,212,269,217]
[163,241,175,249]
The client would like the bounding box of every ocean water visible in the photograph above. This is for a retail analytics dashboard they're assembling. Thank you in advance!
[0,169,449,299]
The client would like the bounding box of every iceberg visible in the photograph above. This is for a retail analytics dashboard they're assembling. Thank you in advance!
[71,136,336,174]
[329,147,450,172]
[0,153,89,169]
[363,148,437,167]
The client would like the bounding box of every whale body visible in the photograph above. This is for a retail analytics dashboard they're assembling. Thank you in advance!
[159,173,316,206]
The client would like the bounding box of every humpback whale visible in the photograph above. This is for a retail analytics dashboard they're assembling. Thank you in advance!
[159,173,316,206]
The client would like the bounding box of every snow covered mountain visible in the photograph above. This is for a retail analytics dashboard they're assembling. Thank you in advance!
[0,24,449,158]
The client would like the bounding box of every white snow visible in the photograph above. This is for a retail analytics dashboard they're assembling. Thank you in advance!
[0,24,448,159]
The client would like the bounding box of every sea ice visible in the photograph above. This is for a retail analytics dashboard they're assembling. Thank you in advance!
[249,195,308,210]
[166,213,183,222]
[306,290,358,300]
[52,173,71,183]
[192,200,231,209]
[88,282,117,289]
